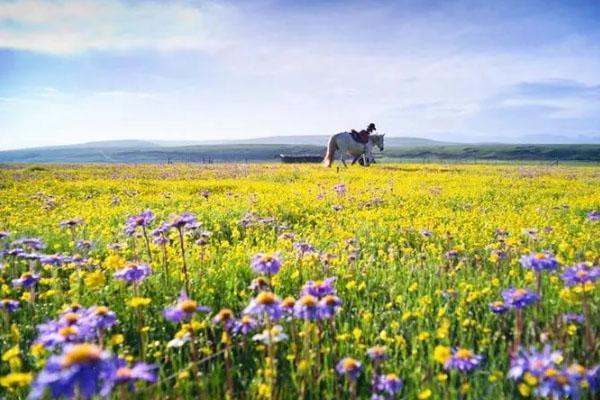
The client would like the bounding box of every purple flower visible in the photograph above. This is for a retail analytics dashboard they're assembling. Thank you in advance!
[35,309,98,349]
[151,223,171,245]
[13,237,45,251]
[76,240,94,251]
[444,348,483,372]
[522,228,538,237]
[300,277,336,298]
[489,301,509,314]
[0,231,9,240]
[280,296,296,316]
[420,229,433,238]
[243,292,282,321]
[0,299,19,312]
[5,248,25,258]
[69,255,90,268]
[502,288,539,309]
[167,213,197,230]
[561,263,600,287]
[374,373,403,396]
[293,242,316,255]
[495,228,509,238]
[249,276,271,293]
[586,365,600,392]
[60,218,84,229]
[213,308,236,331]
[586,211,600,221]
[113,358,157,388]
[336,357,362,381]
[29,343,115,400]
[21,252,42,261]
[125,210,155,236]
[163,290,210,323]
[367,346,388,362]
[519,252,558,272]
[84,306,117,331]
[41,254,71,267]
[107,243,124,251]
[250,253,282,275]
[334,183,347,195]
[233,315,258,335]
[114,263,152,284]
[562,313,585,324]
[508,346,562,380]
[12,272,40,288]
[490,249,507,260]
[444,250,459,259]
[537,368,580,399]
[293,294,321,320]
[318,294,342,319]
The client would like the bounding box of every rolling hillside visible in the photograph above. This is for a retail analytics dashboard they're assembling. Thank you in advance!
[0,142,598,163]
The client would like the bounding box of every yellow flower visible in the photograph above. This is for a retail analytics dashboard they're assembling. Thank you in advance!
[417,332,430,341]
[436,373,448,381]
[488,370,503,382]
[20,291,31,302]
[433,345,451,364]
[109,334,125,346]
[30,343,46,358]
[417,389,432,399]
[177,370,190,380]
[84,271,105,288]
[105,255,126,269]
[127,297,151,308]
[0,372,33,389]
[2,345,20,362]
[524,372,537,386]
[518,383,531,397]
[352,327,362,341]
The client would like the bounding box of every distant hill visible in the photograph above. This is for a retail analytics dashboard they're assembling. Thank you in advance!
[34,140,162,150]
[221,135,451,146]
[0,141,598,163]
[144,136,450,147]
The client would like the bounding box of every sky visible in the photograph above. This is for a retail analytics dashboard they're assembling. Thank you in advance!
[1,0,600,149]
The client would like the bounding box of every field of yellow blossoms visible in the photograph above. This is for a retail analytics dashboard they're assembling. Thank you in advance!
[0,163,599,399]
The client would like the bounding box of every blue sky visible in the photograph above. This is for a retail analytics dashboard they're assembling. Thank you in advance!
[1,0,600,149]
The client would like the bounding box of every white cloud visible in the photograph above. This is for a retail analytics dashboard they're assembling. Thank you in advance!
[0,0,234,54]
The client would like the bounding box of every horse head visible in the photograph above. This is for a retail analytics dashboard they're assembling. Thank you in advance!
[371,134,384,151]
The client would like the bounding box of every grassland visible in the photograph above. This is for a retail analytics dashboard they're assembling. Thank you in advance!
[0,163,599,399]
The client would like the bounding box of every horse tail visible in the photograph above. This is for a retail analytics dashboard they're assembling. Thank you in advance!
[323,135,336,167]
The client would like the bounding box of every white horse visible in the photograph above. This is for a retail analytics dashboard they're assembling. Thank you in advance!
[323,133,384,167]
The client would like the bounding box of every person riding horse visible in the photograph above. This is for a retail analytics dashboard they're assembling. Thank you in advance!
[350,123,377,144]
[349,123,377,165]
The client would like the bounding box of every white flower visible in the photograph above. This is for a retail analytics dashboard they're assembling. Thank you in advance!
[167,333,190,348]
[252,325,288,345]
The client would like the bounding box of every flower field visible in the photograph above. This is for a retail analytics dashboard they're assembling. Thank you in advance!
[0,163,599,399]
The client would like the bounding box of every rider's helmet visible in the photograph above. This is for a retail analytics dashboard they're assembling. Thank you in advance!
[367,123,376,131]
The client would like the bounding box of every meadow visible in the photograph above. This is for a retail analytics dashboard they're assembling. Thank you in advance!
[0,163,599,399]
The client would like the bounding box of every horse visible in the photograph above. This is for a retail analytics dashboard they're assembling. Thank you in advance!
[323,132,384,167]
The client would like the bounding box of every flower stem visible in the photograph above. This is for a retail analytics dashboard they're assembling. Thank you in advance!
[178,228,190,294]
[142,226,153,263]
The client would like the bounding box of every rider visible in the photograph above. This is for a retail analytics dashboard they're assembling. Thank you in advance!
[350,123,377,165]
[350,123,377,143]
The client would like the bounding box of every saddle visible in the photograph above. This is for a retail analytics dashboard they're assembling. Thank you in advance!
[349,129,369,144]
